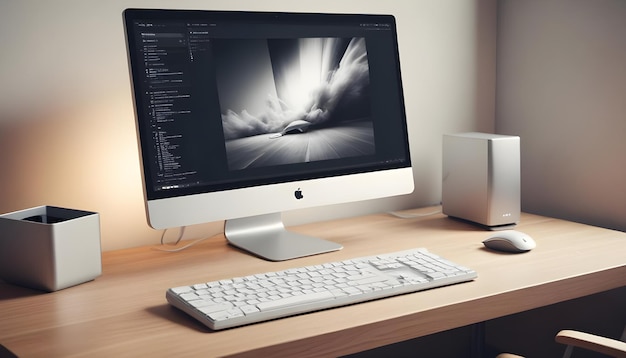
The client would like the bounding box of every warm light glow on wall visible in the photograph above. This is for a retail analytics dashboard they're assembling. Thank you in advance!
[0,0,499,250]
[0,91,155,251]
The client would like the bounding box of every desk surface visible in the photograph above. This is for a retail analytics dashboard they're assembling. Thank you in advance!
[1,210,625,357]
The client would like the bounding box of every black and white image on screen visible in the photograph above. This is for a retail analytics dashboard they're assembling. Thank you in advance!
[214,37,375,170]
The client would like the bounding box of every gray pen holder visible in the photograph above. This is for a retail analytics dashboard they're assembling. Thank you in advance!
[0,205,102,292]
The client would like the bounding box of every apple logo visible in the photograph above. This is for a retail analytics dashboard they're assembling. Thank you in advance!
[294,188,304,200]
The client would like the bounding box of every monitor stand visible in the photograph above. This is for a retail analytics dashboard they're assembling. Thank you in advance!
[224,213,342,261]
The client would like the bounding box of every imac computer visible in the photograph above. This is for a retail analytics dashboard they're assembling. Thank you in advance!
[123,9,414,261]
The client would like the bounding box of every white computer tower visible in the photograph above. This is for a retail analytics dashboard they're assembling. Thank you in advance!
[442,132,520,229]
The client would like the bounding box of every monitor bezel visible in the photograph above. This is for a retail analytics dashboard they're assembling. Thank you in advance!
[123,8,414,260]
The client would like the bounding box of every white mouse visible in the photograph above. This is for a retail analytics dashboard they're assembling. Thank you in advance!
[482,230,536,253]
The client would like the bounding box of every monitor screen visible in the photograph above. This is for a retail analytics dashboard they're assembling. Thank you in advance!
[124,9,414,260]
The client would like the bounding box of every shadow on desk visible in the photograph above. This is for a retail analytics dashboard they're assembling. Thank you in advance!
[0,282,42,300]
[343,323,476,358]
[347,287,626,358]
[396,214,486,232]
[146,304,213,333]
[0,343,18,358]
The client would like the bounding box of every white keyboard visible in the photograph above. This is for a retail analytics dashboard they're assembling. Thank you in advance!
[166,248,477,330]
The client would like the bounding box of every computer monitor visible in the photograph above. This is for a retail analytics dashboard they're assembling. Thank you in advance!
[123,9,414,261]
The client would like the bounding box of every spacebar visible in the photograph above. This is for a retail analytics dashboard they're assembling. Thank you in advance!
[257,291,335,311]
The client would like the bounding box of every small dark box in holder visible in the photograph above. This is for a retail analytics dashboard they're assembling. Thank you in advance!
[0,206,102,292]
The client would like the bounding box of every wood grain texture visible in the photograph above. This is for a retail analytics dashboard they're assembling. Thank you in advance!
[1,210,625,357]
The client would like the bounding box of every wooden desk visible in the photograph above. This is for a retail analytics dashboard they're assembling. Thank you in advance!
[1,211,625,357]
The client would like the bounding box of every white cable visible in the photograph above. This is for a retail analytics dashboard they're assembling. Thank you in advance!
[154,227,223,253]
[154,235,214,252]
[160,226,186,246]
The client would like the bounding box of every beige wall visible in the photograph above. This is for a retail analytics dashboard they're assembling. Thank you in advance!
[496,0,626,232]
[0,0,497,251]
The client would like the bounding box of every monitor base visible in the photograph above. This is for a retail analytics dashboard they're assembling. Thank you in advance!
[224,213,343,261]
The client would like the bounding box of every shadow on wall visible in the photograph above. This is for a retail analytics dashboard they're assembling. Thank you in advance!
[496,0,626,232]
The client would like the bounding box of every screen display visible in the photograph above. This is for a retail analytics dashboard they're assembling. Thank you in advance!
[124,9,411,201]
